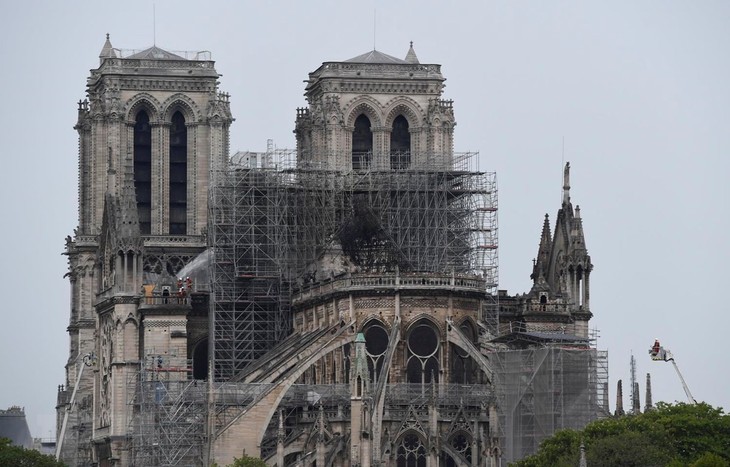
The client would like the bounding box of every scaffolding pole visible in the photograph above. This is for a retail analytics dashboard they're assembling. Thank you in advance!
[493,346,607,463]
[127,358,207,467]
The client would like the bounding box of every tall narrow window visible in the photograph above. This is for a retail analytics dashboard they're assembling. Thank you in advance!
[390,115,411,169]
[133,111,152,234]
[169,111,187,234]
[192,338,208,380]
[406,321,440,384]
[352,114,373,170]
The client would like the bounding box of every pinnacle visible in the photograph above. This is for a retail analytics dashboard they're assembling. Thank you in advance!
[405,41,419,64]
[99,33,116,62]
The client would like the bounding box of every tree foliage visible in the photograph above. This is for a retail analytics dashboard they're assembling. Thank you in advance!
[512,402,730,467]
[227,454,267,467]
[0,438,66,467]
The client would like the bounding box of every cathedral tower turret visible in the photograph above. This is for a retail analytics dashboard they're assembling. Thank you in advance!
[60,35,232,466]
[295,44,455,171]
[76,35,232,236]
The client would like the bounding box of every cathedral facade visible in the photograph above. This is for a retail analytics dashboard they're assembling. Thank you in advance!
[57,36,603,467]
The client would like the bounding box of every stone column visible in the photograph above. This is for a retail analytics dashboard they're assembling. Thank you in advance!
[276,410,285,467]
[186,122,198,235]
[372,127,389,170]
[471,420,479,467]
[343,126,353,171]
[149,122,166,234]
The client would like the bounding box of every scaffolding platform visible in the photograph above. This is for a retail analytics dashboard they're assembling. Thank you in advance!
[209,151,499,379]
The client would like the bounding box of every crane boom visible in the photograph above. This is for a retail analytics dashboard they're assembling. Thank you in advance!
[669,357,696,404]
[56,353,95,461]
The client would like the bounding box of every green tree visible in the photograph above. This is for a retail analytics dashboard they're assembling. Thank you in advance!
[511,403,730,467]
[0,438,66,467]
[586,430,671,467]
[691,452,729,467]
[227,454,267,467]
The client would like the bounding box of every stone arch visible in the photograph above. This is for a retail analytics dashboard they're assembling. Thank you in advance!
[160,93,201,123]
[442,430,474,467]
[360,315,391,334]
[404,313,445,338]
[394,429,429,467]
[383,97,424,128]
[213,327,356,463]
[125,93,161,123]
[345,97,383,128]
[454,316,478,340]
[123,317,139,360]
[124,313,139,327]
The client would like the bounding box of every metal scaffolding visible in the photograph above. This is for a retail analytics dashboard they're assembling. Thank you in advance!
[492,347,609,464]
[209,150,498,380]
[128,359,207,467]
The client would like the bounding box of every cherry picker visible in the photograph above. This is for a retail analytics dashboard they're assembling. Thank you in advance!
[648,339,696,404]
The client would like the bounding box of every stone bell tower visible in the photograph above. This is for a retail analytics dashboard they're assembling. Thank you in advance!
[58,34,232,466]
[294,43,456,171]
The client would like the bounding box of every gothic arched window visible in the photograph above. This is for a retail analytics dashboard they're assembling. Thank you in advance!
[441,431,473,466]
[352,114,373,170]
[406,321,440,384]
[169,111,187,234]
[451,320,477,384]
[390,115,411,169]
[133,111,152,234]
[364,321,389,384]
[396,432,427,467]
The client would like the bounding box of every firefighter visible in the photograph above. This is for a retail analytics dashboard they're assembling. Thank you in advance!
[650,338,660,357]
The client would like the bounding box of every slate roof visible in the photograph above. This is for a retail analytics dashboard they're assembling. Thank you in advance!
[345,49,407,64]
[0,407,33,449]
[126,46,186,60]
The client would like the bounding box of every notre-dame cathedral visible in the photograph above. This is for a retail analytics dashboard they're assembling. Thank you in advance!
[57,35,606,467]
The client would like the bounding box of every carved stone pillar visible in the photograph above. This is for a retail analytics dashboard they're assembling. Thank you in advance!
[372,127,389,170]
[150,121,167,234]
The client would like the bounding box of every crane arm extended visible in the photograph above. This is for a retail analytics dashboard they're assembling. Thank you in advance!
[669,358,696,404]
[56,353,95,461]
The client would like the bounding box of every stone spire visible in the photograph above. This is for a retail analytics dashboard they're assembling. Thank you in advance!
[615,379,625,416]
[99,33,116,64]
[579,442,587,467]
[645,373,653,412]
[570,205,588,253]
[352,332,369,397]
[531,213,552,283]
[117,152,141,242]
[405,41,420,64]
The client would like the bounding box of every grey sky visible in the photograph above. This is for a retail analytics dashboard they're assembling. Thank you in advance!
[1,1,727,438]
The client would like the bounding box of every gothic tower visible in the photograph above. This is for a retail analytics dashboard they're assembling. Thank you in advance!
[294,43,456,171]
[58,35,232,465]
[523,162,593,337]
